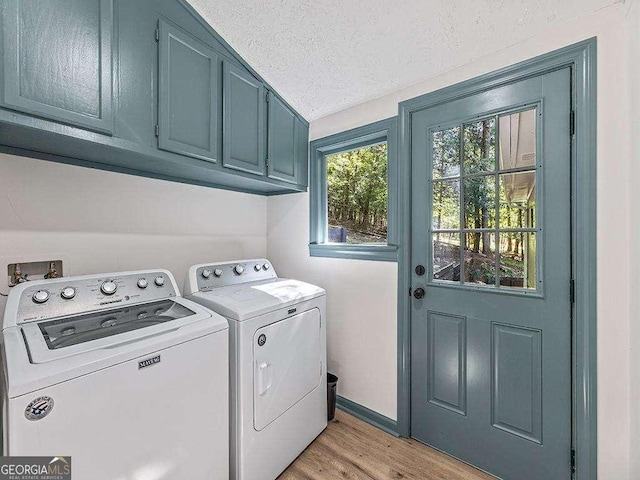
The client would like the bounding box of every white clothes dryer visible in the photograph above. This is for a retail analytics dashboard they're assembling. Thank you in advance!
[1,269,229,480]
[184,259,327,480]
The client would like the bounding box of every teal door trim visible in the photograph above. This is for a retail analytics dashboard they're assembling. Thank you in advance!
[397,38,597,479]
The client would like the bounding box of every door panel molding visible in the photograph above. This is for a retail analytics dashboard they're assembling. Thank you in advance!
[491,323,542,444]
[398,39,597,479]
[427,312,467,415]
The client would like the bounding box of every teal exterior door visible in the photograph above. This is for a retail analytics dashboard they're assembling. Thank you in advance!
[410,68,572,479]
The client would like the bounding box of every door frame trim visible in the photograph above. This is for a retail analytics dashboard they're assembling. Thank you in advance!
[397,38,597,479]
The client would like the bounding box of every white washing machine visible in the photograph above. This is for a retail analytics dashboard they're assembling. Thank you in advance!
[184,259,327,480]
[1,269,229,480]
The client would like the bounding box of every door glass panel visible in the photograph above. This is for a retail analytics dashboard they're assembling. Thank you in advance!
[464,232,496,286]
[464,175,496,229]
[433,233,461,282]
[429,107,540,293]
[498,109,537,170]
[499,172,536,228]
[499,232,536,289]
[463,118,496,174]
[432,180,460,229]
[432,126,460,178]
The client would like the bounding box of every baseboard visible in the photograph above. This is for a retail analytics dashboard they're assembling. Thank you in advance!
[336,395,399,437]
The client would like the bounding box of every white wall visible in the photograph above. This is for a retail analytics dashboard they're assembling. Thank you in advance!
[626,0,640,477]
[268,3,634,478]
[0,152,268,316]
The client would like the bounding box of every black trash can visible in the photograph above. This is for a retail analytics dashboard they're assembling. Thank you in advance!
[327,373,338,421]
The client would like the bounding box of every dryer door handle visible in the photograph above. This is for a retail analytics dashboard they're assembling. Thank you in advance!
[258,362,272,396]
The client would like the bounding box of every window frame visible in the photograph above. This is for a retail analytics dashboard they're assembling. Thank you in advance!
[309,117,398,262]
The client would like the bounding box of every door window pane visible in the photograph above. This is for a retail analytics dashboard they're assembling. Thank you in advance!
[464,175,496,229]
[429,108,540,293]
[498,109,537,170]
[433,233,460,282]
[499,172,536,228]
[433,180,460,230]
[463,118,495,174]
[432,126,460,178]
[498,232,536,289]
[464,232,496,286]
[326,142,388,244]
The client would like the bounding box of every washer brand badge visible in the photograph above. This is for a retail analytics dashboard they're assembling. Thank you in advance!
[138,355,161,369]
[0,456,71,480]
[24,396,54,421]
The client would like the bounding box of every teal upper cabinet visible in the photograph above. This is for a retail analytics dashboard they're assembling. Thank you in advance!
[222,62,265,175]
[267,92,297,184]
[295,116,309,187]
[158,20,219,162]
[1,0,113,133]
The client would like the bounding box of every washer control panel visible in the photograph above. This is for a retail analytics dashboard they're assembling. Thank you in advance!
[194,259,277,291]
[16,271,177,324]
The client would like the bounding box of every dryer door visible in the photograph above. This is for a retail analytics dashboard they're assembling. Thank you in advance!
[253,308,322,431]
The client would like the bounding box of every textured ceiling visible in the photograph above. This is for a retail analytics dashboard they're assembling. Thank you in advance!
[189,0,618,121]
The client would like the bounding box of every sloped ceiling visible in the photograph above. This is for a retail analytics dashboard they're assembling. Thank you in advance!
[189,0,618,121]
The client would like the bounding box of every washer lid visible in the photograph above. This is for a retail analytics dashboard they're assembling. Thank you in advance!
[190,279,325,321]
[21,297,226,365]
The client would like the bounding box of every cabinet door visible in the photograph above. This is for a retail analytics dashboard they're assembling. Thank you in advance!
[222,62,265,175]
[267,92,297,184]
[158,20,218,162]
[295,116,309,186]
[2,0,113,133]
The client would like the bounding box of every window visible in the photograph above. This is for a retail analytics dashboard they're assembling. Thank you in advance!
[430,108,539,290]
[309,117,398,261]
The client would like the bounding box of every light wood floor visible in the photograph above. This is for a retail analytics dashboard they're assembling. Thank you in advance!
[278,410,494,480]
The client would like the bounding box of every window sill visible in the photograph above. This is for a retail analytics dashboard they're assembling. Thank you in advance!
[309,243,398,262]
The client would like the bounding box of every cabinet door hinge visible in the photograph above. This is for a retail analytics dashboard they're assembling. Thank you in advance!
[155,125,159,137]
[155,28,160,42]
[265,158,269,169]
[571,448,576,473]
[570,279,575,304]
[569,110,575,136]
[265,91,270,103]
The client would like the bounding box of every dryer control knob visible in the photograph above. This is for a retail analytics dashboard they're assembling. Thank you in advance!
[201,269,212,279]
[262,263,270,271]
[254,264,261,272]
[213,268,223,278]
[60,287,76,300]
[137,278,148,289]
[154,276,165,286]
[32,290,50,304]
[234,265,245,275]
[101,281,118,296]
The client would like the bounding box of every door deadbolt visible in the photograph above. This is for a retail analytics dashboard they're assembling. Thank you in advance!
[415,265,425,276]
[413,288,425,299]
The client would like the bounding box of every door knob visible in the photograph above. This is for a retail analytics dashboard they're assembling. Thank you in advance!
[413,288,425,299]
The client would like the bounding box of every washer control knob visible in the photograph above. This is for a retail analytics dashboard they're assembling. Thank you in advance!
[101,281,118,296]
[60,287,76,300]
[202,269,212,279]
[213,268,223,278]
[32,290,50,304]
[262,263,270,271]
[154,276,165,286]
[234,264,245,275]
[254,264,262,272]
[137,278,148,289]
